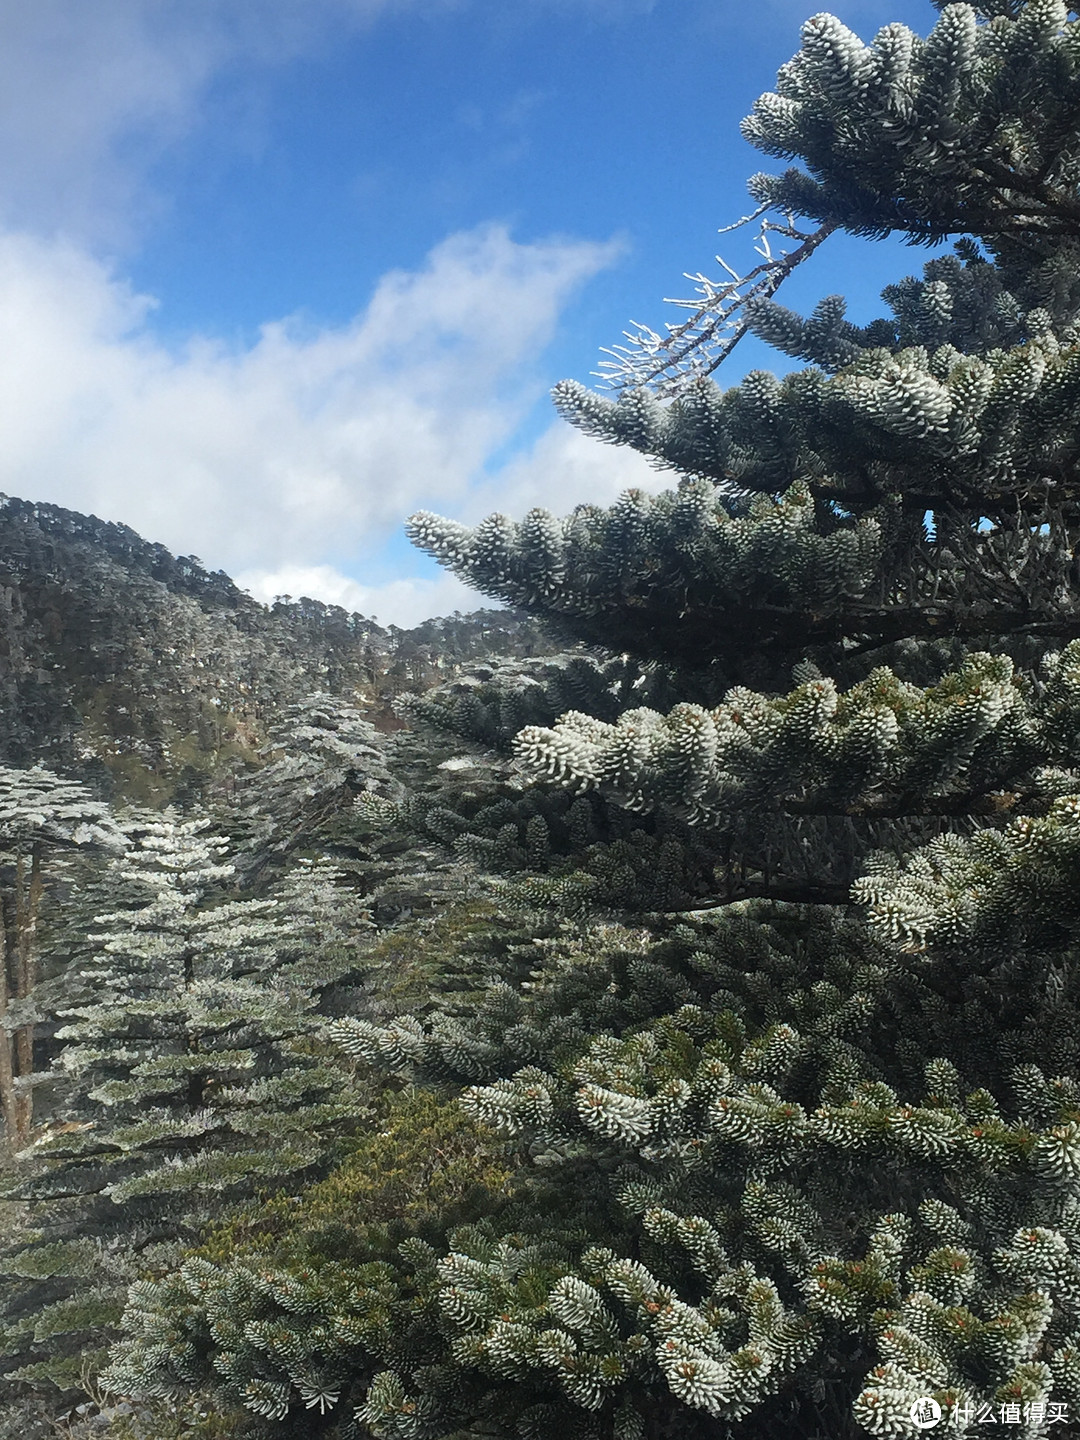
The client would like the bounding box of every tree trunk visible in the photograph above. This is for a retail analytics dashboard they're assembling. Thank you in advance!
[13,845,43,1140]
[0,889,17,1142]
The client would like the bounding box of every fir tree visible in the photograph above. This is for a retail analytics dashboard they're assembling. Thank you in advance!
[0,814,370,1404]
[0,766,122,1142]
[231,692,396,882]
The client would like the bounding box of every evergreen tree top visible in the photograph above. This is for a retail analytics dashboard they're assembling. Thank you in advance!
[0,766,123,853]
[744,2,1080,247]
[406,3,1080,681]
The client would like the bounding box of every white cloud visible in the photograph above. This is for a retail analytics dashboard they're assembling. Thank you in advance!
[237,564,486,629]
[0,223,660,623]
[237,564,372,613]
[235,423,670,624]
[465,419,667,524]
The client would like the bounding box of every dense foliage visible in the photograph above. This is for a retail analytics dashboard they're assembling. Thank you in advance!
[6,2,1080,1438]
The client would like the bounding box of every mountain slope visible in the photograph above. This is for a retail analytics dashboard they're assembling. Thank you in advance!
[0,494,553,802]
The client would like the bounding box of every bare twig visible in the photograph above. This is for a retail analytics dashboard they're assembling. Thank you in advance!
[595,212,836,397]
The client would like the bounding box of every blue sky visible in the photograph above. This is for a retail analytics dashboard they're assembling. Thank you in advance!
[0,0,939,624]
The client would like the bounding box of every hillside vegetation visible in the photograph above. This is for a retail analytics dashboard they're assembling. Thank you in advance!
[0,492,552,801]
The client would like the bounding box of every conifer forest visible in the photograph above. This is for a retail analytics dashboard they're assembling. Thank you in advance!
[7,1,1080,1436]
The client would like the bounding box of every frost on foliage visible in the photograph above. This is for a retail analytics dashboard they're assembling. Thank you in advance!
[415,345,1080,668]
[855,787,1080,954]
[77,5,1080,1439]
[0,765,124,854]
[409,480,883,649]
[512,651,1043,828]
[2,818,368,1395]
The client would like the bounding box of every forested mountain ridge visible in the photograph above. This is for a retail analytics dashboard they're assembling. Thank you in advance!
[0,493,553,801]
